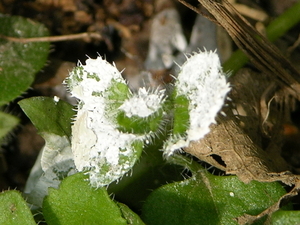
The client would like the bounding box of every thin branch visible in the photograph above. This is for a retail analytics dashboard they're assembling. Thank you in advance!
[0,32,102,43]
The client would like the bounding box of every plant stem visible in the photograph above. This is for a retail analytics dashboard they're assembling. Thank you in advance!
[0,32,102,43]
[223,1,300,75]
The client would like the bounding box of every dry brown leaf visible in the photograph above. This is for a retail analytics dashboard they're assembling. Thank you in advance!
[232,3,268,22]
[178,0,300,96]
[183,67,295,185]
[185,111,298,184]
[229,68,269,141]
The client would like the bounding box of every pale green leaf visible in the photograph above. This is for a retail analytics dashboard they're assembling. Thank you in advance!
[0,111,19,140]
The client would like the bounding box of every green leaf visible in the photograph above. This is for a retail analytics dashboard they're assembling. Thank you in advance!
[0,190,35,225]
[142,156,287,225]
[173,94,189,135]
[19,97,75,206]
[0,111,19,140]
[43,172,128,225]
[0,14,50,105]
[116,110,164,135]
[270,210,300,225]
[18,96,74,138]
[107,131,183,211]
[107,81,165,136]
[117,202,146,225]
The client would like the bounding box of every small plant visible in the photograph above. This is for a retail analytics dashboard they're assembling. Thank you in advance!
[66,51,230,187]
[2,1,300,224]
[14,52,289,225]
[67,56,165,187]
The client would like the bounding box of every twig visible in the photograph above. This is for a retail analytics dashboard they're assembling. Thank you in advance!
[0,32,102,43]
[179,0,300,95]
[222,1,300,74]
[287,34,300,55]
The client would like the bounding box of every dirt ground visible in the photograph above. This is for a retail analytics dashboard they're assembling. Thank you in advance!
[1,0,300,194]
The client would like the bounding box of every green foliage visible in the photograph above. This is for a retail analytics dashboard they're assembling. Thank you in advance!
[43,173,128,225]
[141,156,288,225]
[0,111,19,141]
[0,13,49,143]
[106,80,131,109]
[19,97,75,207]
[0,190,36,225]
[18,97,74,138]
[0,14,50,105]
[173,94,190,135]
[116,110,164,134]
[117,202,146,225]
[106,81,166,135]
[270,210,300,225]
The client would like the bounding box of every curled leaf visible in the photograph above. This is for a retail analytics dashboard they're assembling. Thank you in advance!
[164,51,230,156]
[67,56,166,187]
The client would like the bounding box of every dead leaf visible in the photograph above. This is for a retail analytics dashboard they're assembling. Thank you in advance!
[183,67,294,185]
[178,0,300,96]
[185,111,296,184]
[177,0,300,189]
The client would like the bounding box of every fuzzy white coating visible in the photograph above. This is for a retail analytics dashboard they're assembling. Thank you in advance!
[68,57,141,187]
[164,50,230,157]
[119,87,166,118]
[68,56,166,187]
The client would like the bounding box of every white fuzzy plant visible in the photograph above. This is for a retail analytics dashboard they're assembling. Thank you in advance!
[66,50,230,188]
